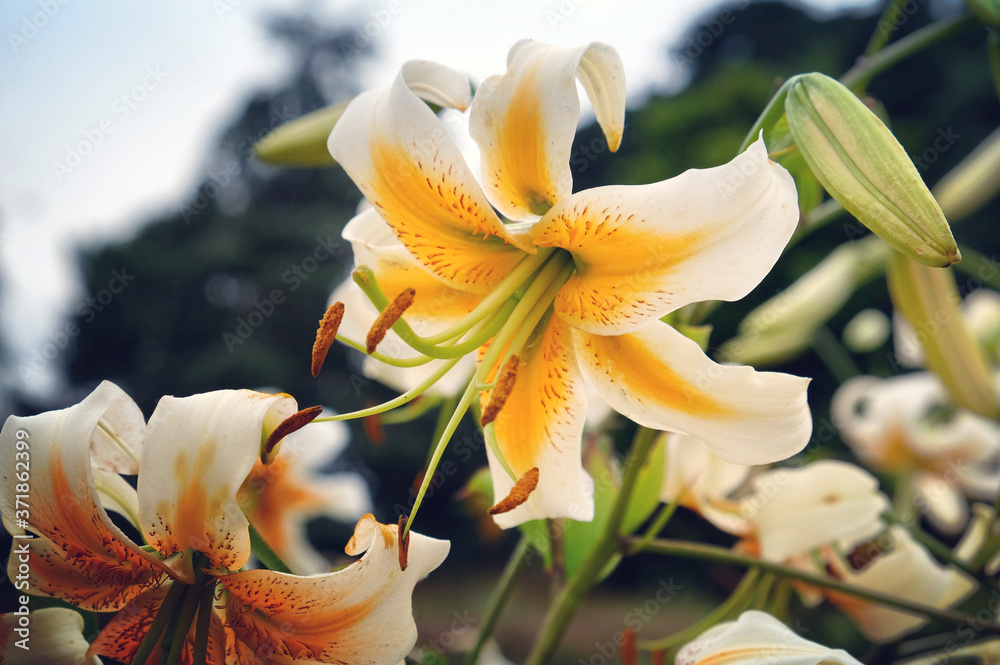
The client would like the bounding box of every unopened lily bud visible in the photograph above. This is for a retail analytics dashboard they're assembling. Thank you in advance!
[254,102,349,167]
[933,125,1000,222]
[720,237,887,365]
[886,251,999,419]
[786,73,960,267]
[842,308,891,353]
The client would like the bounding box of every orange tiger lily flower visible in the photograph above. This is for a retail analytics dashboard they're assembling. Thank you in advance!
[327,40,811,528]
[0,381,448,665]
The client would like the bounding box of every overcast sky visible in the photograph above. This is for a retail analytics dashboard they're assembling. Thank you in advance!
[0,0,877,399]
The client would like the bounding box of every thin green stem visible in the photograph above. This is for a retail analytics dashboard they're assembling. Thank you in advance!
[465,536,532,665]
[955,243,1000,292]
[632,536,1000,631]
[97,417,141,469]
[737,76,798,154]
[810,325,862,383]
[865,0,908,56]
[630,500,682,555]
[131,580,187,665]
[314,356,463,422]
[162,566,206,665]
[191,582,216,665]
[379,395,442,425]
[249,523,292,574]
[484,422,518,481]
[841,14,978,91]
[335,335,435,367]
[524,427,658,665]
[637,567,761,651]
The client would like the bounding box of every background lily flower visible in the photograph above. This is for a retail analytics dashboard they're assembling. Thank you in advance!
[823,526,976,643]
[738,460,890,562]
[0,608,101,665]
[238,410,373,575]
[833,373,1000,534]
[659,432,752,536]
[676,610,864,665]
[1,382,449,665]
[327,39,812,528]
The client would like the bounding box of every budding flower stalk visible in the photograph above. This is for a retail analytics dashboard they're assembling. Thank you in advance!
[785,73,960,267]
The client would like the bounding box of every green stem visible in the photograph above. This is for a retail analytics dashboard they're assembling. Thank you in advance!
[989,30,1000,104]
[737,76,797,153]
[249,523,292,574]
[131,580,187,665]
[841,14,978,91]
[162,566,206,665]
[810,325,862,383]
[465,536,532,665]
[865,0,909,56]
[379,395,442,425]
[524,427,658,665]
[955,243,1000,292]
[191,582,216,665]
[630,500,682,555]
[632,536,1000,631]
[637,567,761,651]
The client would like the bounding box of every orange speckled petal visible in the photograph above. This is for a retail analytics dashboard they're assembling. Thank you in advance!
[479,314,593,528]
[533,137,799,335]
[329,71,531,295]
[0,381,177,609]
[219,513,449,664]
[138,390,299,571]
[470,40,626,222]
[573,323,811,465]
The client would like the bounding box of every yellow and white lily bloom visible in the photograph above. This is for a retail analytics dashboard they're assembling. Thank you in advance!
[833,373,1000,534]
[0,608,102,665]
[677,610,863,665]
[328,39,811,528]
[0,381,448,665]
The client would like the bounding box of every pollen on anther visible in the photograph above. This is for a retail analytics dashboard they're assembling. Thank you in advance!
[261,406,323,463]
[481,355,520,426]
[311,302,345,377]
[366,288,416,354]
[488,467,539,515]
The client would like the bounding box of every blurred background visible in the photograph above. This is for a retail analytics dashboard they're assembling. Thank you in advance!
[2,0,999,661]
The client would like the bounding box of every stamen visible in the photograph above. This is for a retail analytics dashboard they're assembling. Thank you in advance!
[623,629,637,665]
[261,406,323,463]
[397,515,410,571]
[480,355,520,426]
[488,467,540,515]
[366,288,416,354]
[311,302,345,377]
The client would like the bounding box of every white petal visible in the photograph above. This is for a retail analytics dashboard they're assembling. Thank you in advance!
[400,59,471,110]
[0,608,101,665]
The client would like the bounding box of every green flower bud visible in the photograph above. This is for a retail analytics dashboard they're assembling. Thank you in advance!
[786,73,960,267]
[887,251,999,419]
[253,101,348,167]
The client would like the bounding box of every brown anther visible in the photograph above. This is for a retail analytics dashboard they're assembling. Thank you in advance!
[480,355,521,426]
[311,302,345,377]
[363,412,385,446]
[488,467,539,515]
[366,288,416,354]
[397,515,410,571]
[261,405,323,463]
[622,629,637,665]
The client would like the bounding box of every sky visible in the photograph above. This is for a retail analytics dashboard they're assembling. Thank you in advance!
[0,0,878,400]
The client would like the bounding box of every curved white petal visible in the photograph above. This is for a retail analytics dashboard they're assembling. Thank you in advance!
[574,322,811,465]
[400,59,471,110]
[1,608,101,665]
[220,514,449,664]
[139,389,299,571]
[828,527,976,643]
[677,610,863,665]
[0,381,175,609]
[741,460,890,562]
[470,40,625,221]
[329,73,531,294]
[532,137,799,335]
[914,471,969,535]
